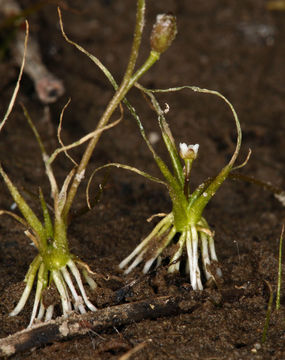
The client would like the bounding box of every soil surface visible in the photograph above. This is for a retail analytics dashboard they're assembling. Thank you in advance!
[0,0,285,359]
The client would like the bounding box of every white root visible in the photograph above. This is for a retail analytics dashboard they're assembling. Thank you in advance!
[143,226,176,273]
[36,301,45,321]
[28,263,46,327]
[143,256,157,274]
[124,247,148,275]
[168,232,186,273]
[52,269,72,317]
[45,305,54,322]
[123,223,175,275]
[61,266,86,314]
[9,256,41,317]
[10,256,97,326]
[119,213,173,270]
[82,270,97,290]
[186,230,194,288]
[120,214,221,291]
[200,232,212,280]
[190,226,203,290]
[208,236,222,277]
[9,282,33,317]
[67,259,97,312]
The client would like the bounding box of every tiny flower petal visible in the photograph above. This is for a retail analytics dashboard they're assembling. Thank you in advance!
[179,143,199,159]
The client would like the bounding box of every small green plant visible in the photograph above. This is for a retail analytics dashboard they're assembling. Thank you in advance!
[91,83,245,289]
[261,226,284,344]
[121,85,244,289]
[0,0,176,326]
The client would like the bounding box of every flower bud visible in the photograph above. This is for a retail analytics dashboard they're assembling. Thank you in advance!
[179,143,199,160]
[150,14,177,54]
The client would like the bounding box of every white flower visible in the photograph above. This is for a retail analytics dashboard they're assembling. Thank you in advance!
[179,143,199,159]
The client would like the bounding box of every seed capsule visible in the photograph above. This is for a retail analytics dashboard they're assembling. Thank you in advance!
[150,14,177,54]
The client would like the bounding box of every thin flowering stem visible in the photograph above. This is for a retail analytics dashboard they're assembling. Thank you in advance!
[136,83,184,188]
[62,0,147,222]
[86,162,168,209]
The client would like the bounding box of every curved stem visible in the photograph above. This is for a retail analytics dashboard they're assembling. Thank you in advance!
[136,83,184,188]
[62,0,147,222]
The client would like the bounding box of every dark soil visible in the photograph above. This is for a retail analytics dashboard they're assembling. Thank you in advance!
[1,0,285,359]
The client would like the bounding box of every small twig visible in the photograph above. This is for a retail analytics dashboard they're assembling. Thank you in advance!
[0,295,198,357]
[118,340,150,360]
[0,20,28,132]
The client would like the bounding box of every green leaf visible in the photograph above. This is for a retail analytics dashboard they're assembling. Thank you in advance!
[0,165,46,249]
[39,188,53,240]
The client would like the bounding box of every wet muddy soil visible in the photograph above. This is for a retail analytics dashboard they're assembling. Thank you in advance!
[0,0,285,359]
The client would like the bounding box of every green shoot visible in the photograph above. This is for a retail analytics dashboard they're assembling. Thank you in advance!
[276,225,284,310]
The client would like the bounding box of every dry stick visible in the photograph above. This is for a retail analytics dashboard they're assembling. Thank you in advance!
[118,341,149,360]
[0,295,198,357]
[0,20,28,132]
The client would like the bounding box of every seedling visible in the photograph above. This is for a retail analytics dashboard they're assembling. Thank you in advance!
[92,82,245,289]
[0,0,175,326]
[121,85,245,289]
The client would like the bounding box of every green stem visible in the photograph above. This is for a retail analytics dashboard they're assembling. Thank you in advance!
[128,50,160,88]
[135,83,184,188]
[183,159,193,199]
[169,187,189,231]
[62,0,149,222]
[53,216,68,253]
[162,131,184,188]
[39,188,53,240]
[276,225,284,310]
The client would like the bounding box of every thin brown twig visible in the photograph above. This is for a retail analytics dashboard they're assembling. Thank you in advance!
[118,340,150,360]
[0,294,198,357]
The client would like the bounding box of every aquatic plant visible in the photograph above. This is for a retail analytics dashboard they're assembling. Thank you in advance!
[91,83,245,290]
[121,85,245,289]
[0,0,175,326]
